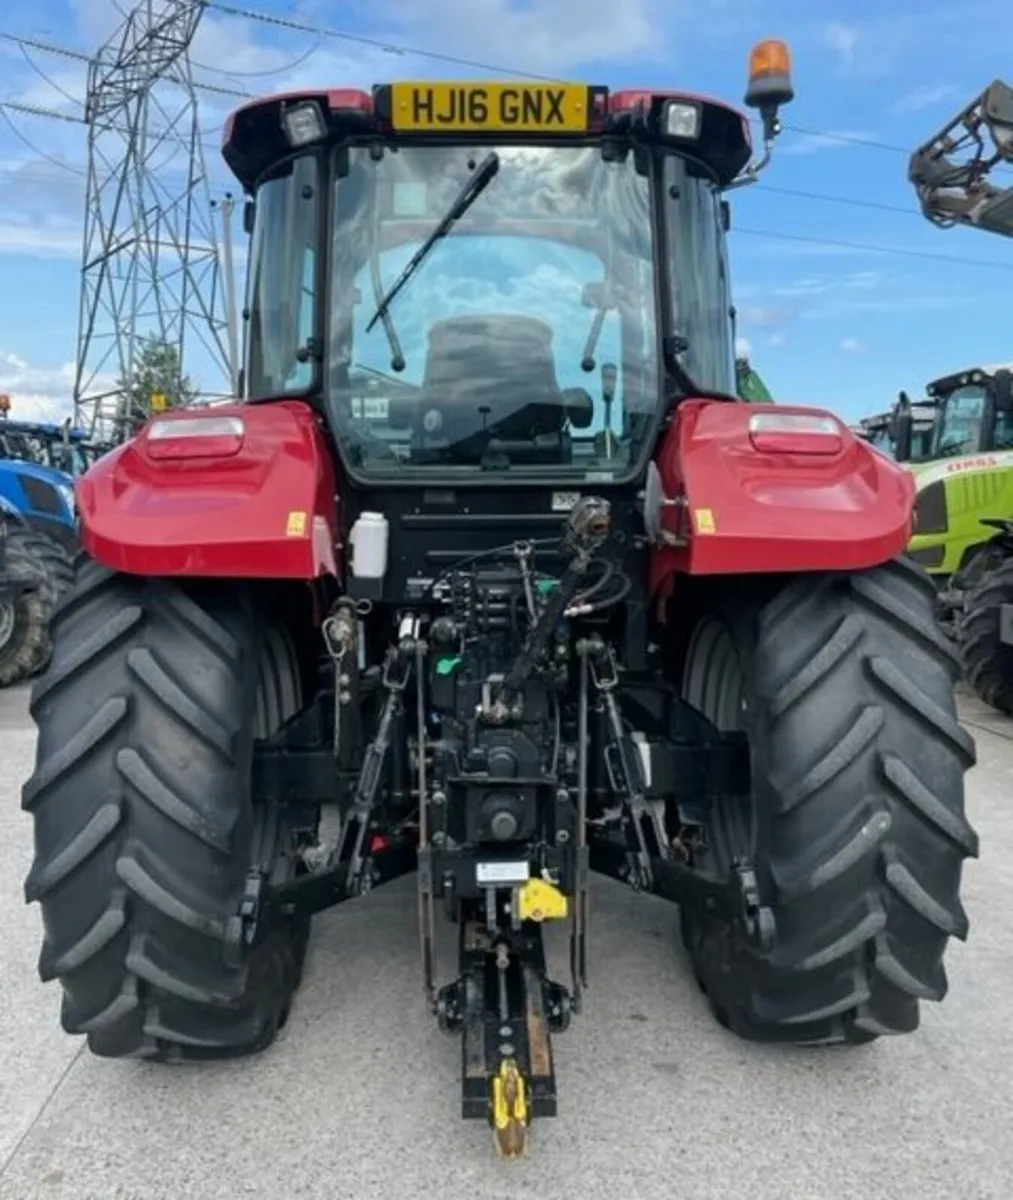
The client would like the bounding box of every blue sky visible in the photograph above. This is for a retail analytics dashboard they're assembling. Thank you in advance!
[2,0,1013,425]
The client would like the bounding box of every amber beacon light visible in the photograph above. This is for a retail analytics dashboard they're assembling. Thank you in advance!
[743,38,794,148]
[745,39,794,109]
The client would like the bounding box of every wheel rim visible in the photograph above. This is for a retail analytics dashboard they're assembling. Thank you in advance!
[0,601,15,653]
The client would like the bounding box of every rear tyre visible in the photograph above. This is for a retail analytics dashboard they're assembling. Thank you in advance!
[0,527,50,687]
[679,557,978,1045]
[22,557,311,1062]
[958,555,1013,715]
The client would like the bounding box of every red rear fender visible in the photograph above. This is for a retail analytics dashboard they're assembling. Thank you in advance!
[78,401,339,579]
[650,399,915,583]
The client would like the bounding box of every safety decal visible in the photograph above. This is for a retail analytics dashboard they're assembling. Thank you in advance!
[693,508,716,534]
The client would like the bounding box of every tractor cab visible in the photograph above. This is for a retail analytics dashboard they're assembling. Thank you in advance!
[890,363,1013,462]
[924,363,1013,457]
[223,63,790,499]
[0,415,91,477]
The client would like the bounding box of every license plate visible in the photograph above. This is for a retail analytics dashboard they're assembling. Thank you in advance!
[389,82,590,134]
[476,860,531,886]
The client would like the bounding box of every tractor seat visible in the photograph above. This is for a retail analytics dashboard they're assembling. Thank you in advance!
[420,315,569,444]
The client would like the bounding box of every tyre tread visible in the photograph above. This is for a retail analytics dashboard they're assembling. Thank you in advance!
[683,555,977,1045]
[22,561,308,1062]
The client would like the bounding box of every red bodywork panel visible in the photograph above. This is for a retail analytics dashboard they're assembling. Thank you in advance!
[649,400,915,594]
[78,401,339,579]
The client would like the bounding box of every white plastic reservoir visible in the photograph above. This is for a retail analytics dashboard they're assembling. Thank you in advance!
[349,511,389,580]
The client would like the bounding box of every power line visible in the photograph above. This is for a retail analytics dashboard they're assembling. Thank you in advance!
[778,127,910,155]
[0,21,987,173]
[204,2,494,71]
[754,184,920,218]
[0,16,1001,177]
[733,226,1013,271]
[16,42,85,108]
[0,27,250,98]
[189,36,322,78]
[0,31,89,63]
[199,3,962,161]
[3,19,1013,278]
[0,106,85,174]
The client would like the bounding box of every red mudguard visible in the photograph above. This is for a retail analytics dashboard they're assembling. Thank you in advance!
[649,399,915,592]
[77,401,339,579]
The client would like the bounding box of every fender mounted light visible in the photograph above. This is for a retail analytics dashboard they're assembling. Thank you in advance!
[146,415,245,460]
[748,411,843,456]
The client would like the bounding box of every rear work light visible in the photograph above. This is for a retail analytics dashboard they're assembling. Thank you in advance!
[146,415,246,460]
[280,100,327,147]
[665,100,702,140]
[748,412,844,456]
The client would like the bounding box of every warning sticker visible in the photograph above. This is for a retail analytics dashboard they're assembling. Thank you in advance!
[286,510,307,537]
[693,508,716,534]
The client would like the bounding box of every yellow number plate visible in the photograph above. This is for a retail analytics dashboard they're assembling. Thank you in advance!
[389,82,590,134]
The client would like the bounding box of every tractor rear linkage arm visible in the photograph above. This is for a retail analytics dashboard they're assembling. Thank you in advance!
[229,624,774,1152]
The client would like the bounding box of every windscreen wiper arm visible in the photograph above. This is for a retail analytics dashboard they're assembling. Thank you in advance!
[366,151,501,334]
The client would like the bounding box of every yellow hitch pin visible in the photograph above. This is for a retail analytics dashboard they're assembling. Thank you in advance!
[491,1058,529,1157]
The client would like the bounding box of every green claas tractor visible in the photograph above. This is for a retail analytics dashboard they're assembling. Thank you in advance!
[901,365,1013,712]
[906,80,1013,711]
[856,363,1013,712]
[20,43,978,1158]
[858,362,1013,712]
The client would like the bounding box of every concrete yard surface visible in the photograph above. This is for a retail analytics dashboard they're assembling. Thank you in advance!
[1,681,1011,1200]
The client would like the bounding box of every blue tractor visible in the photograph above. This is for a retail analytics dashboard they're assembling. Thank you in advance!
[0,446,78,687]
[0,416,110,477]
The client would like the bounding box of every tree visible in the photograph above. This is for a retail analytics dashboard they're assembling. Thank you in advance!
[118,339,197,424]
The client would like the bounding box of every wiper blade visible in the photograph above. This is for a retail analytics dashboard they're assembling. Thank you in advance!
[366,151,501,334]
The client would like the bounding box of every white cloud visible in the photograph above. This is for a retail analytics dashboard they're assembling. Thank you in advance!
[0,221,82,258]
[377,0,663,75]
[822,21,859,66]
[735,336,752,357]
[738,304,791,329]
[0,353,77,420]
[840,337,863,353]
[891,84,961,115]
[770,271,881,299]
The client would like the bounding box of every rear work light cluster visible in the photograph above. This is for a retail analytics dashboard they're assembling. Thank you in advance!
[748,412,844,456]
[146,415,245,460]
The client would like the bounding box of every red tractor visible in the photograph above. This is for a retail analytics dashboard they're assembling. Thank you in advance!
[22,42,978,1156]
